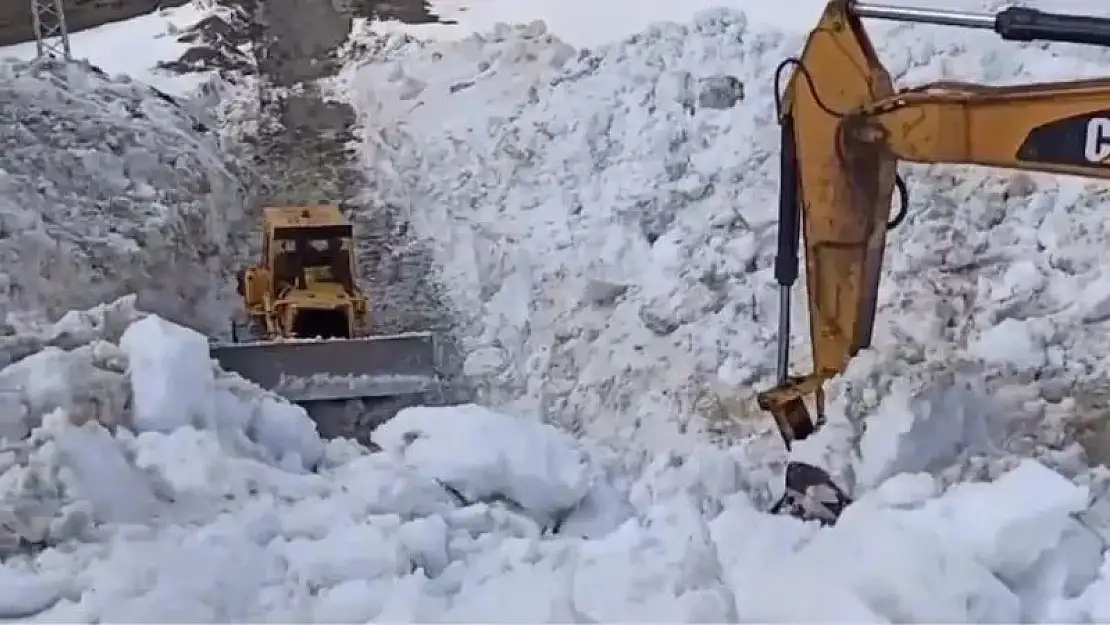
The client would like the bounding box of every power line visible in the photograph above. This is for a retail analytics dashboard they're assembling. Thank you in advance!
[30,0,71,60]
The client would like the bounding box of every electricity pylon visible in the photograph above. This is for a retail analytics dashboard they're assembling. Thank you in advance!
[30,0,71,60]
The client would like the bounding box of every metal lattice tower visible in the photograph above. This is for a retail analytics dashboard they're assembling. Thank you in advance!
[30,0,71,61]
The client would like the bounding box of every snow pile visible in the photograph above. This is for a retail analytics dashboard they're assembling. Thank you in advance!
[355,0,827,46]
[343,9,1110,477]
[375,404,592,527]
[0,299,1106,619]
[728,461,1106,623]
[0,296,323,464]
[0,59,244,334]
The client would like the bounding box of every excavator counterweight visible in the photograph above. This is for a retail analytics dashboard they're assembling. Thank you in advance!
[762,0,1110,522]
[210,205,440,410]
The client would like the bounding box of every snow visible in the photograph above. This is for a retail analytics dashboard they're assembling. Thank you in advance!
[365,0,830,45]
[4,0,1110,620]
[338,11,815,450]
[0,300,1104,620]
[0,57,243,335]
[368,0,1110,46]
[333,2,1110,618]
[0,2,218,97]
[340,3,1110,472]
[374,404,591,524]
[120,315,218,433]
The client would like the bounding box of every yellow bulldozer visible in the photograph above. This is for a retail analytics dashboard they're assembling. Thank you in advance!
[209,205,440,404]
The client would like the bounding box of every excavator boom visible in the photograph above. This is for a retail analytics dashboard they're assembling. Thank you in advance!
[759,0,1110,521]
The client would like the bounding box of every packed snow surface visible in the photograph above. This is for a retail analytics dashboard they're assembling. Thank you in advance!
[0,299,1109,621]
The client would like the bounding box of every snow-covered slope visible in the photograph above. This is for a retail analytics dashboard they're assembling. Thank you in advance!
[1,300,1110,621]
[7,0,1110,621]
[0,59,244,334]
[341,8,1110,482]
[0,1,233,97]
[364,0,830,45]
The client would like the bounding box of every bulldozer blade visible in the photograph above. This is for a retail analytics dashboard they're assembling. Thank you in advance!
[210,332,440,403]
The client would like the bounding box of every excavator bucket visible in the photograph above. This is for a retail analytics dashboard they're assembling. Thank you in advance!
[771,461,853,526]
[209,331,440,403]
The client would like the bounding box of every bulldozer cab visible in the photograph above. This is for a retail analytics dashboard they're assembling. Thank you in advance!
[263,206,356,293]
[214,203,441,410]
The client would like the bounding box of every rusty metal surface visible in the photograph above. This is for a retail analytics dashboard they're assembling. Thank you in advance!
[210,332,439,401]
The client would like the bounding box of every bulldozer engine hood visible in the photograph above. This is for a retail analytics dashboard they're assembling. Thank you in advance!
[279,283,353,308]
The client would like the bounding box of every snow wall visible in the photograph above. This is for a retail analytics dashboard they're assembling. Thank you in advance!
[0,59,243,334]
[341,9,1110,484]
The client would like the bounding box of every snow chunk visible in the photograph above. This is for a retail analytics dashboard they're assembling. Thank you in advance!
[748,461,1092,622]
[0,296,139,439]
[0,300,330,552]
[909,460,1091,582]
[373,404,591,523]
[54,421,159,524]
[854,367,998,489]
[0,566,69,619]
[244,395,325,471]
[346,1,1110,497]
[119,314,324,470]
[120,315,217,433]
[969,318,1048,372]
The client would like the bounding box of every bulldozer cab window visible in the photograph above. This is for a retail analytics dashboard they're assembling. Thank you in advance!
[271,227,353,287]
[305,238,351,249]
[304,238,342,267]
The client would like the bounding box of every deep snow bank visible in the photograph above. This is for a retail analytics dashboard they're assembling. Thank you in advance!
[342,10,1110,478]
[0,59,243,334]
[2,301,1110,621]
[0,299,591,619]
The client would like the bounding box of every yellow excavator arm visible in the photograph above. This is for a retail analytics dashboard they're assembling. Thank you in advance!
[760,1,1110,454]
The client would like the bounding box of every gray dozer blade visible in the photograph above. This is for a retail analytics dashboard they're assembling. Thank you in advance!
[210,331,439,403]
